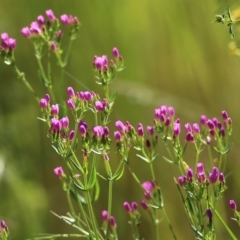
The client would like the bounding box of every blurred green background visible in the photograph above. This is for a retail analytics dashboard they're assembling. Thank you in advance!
[1,0,240,239]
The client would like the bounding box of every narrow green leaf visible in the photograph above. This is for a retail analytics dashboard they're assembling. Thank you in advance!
[136,154,149,163]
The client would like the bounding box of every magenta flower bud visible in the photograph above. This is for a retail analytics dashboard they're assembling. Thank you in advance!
[196,163,205,183]
[206,208,212,223]
[209,129,215,137]
[92,126,104,138]
[79,121,88,130]
[54,166,64,178]
[51,118,62,132]
[192,123,200,134]
[175,118,180,123]
[60,14,70,25]
[142,181,155,200]
[79,125,87,136]
[115,120,126,132]
[84,91,92,101]
[222,110,228,121]
[114,131,122,142]
[77,91,84,100]
[168,106,175,117]
[95,101,104,111]
[94,56,104,70]
[37,15,45,25]
[0,220,7,230]
[197,163,204,174]
[185,132,194,142]
[212,118,219,127]
[165,117,171,127]
[209,167,219,184]
[159,113,165,122]
[60,116,69,129]
[137,123,144,137]
[56,30,63,39]
[72,16,79,25]
[112,47,119,58]
[8,38,16,50]
[154,108,161,119]
[146,139,151,148]
[178,176,186,186]
[220,127,226,137]
[110,216,117,228]
[46,9,56,21]
[207,120,215,129]
[30,21,41,34]
[67,99,75,109]
[50,41,57,52]
[131,202,138,211]
[103,126,109,136]
[1,39,8,50]
[147,126,154,136]
[217,122,222,130]
[186,168,193,182]
[45,94,50,104]
[185,123,192,133]
[229,200,237,210]
[102,55,108,66]
[40,98,48,109]
[173,122,181,137]
[228,117,232,125]
[123,202,132,212]
[1,33,8,42]
[51,104,59,115]
[68,130,75,140]
[67,86,75,98]
[21,27,31,38]
[219,172,225,184]
[140,200,149,210]
[125,121,134,132]
[200,115,207,125]
[160,105,167,115]
[102,210,108,222]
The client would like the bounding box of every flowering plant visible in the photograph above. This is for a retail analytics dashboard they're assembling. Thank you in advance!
[0,7,240,240]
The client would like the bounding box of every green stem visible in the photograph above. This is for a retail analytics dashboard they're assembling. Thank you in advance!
[74,187,92,236]
[12,64,39,103]
[162,208,178,240]
[66,186,75,215]
[210,203,237,240]
[83,172,99,240]
[105,179,113,240]
[36,57,56,103]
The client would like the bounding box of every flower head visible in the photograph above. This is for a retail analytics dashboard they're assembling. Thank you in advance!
[142,181,155,200]
[54,166,64,179]
[229,200,237,210]
[46,9,56,21]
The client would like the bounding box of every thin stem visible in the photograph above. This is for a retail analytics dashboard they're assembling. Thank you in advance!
[74,187,92,236]
[83,172,99,240]
[210,203,237,240]
[105,179,114,240]
[12,64,39,103]
[162,208,178,240]
[66,185,75,215]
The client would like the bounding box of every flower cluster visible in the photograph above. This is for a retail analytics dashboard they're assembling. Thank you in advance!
[101,210,117,238]
[21,9,79,42]
[178,162,225,186]
[0,33,17,64]
[0,33,16,52]
[93,47,124,86]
